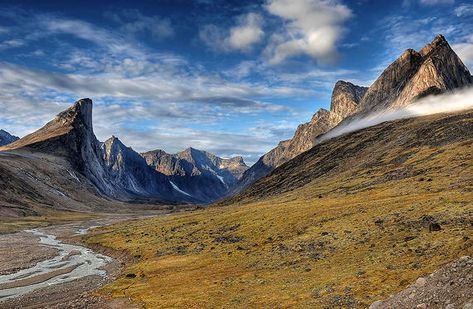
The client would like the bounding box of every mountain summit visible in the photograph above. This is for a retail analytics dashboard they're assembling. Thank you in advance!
[141,147,248,202]
[358,34,473,114]
[232,34,473,194]
[233,80,368,193]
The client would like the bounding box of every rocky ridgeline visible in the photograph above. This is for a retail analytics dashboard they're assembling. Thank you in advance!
[0,99,248,204]
[232,34,473,195]
[359,34,473,114]
[141,147,248,203]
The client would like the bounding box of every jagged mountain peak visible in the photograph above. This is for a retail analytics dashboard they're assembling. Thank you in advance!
[358,34,473,113]
[55,98,93,130]
[330,81,368,120]
[0,98,97,155]
[419,33,448,56]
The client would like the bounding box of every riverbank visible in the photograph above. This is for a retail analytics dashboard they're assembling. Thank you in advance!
[0,214,160,308]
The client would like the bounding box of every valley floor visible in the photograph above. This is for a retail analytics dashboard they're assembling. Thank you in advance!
[86,190,472,307]
[0,213,170,309]
[84,135,473,308]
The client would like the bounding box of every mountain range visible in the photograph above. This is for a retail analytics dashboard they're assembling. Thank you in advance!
[231,34,473,194]
[0,101,248,208]
[0,34,471,216]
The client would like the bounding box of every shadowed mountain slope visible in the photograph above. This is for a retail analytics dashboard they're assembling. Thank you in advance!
[233,81,368,194]
[0,99,196,209]
[142,147,248,203]
[224,109,473,206]
[0,130,19,146]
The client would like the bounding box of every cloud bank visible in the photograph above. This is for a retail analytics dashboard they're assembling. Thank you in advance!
[320,87,473,142]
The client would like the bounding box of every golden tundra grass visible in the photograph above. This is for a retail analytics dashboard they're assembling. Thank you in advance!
[86,142,473,308]
[0,211,96,234]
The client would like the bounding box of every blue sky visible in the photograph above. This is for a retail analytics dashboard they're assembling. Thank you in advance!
[0,0,472,165]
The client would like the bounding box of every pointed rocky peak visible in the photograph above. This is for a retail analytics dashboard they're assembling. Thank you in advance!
[104,135,125,149]
[0,98,97,154]
[55,98,93,132]
[225,156,247,166]
[0,129,19,146]
[358,34,473,113]
[310,108,331,122]
[419,34,448,57]
[330,81,368,119]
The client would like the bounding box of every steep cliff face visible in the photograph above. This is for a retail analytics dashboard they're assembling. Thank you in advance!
[142,147,249,203]
[330,81,368,121]
[233,81,367,194]
[0,99,194,203]
[0,129,19,146]
[0,99,117,197]
[231,34,472,196]
[101,136,179,199]
[358,35,473,114]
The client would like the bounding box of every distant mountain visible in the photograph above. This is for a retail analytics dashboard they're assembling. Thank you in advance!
[101,136,180,200]
[0,99,193,203]
[0,129,19,146]
[141,147,248,202]
[231,34,472,195]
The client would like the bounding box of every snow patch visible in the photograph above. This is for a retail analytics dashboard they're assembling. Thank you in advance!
[202,164,226,185]
[170,181,192,197]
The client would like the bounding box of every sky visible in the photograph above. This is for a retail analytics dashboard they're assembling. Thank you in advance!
[0,0,472,165]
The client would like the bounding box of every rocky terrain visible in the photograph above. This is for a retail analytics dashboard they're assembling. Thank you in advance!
[223,109,473,205]
[370,256,473,308]
[0,98,247,218]
[0,129,19,146]
[231,34,473,194]
[101,136,181,201]
[358,34,473,114]
[0,99,194,218]
[233,81,368,194]
[142,147,248,203]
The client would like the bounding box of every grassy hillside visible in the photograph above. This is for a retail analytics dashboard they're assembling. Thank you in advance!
[85,111,473,308]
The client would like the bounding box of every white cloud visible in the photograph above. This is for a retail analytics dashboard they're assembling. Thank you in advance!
[0,38,25,50]
[452,35,473,68]
[227,13,264,51]
[265,0,352,65]
[455,4,473,17]
[321,87,473,142]
[199,13,264,52]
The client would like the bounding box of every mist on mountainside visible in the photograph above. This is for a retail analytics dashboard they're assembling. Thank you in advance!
[320,87,473,142]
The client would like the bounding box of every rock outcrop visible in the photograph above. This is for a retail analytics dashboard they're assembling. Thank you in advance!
[358,34,473,114]
[0,129,19,146]
[142,147,248,202]
[370,256,473,309]
[231,34,472,195]
[232,81,367,194]
[0,99,116,197]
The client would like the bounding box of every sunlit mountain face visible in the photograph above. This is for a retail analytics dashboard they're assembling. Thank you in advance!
[0,0,472,165]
